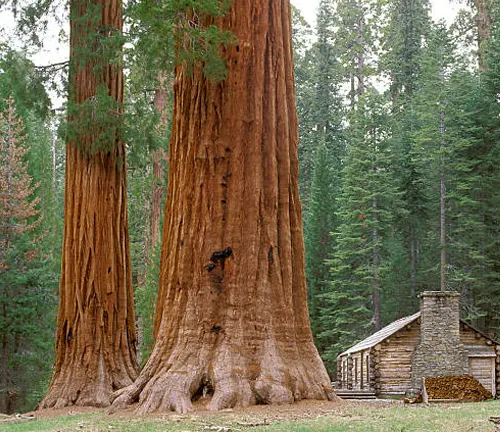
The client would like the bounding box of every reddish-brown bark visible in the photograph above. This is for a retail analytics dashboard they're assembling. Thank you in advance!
[39,0,138,409]
[111,0,335,414]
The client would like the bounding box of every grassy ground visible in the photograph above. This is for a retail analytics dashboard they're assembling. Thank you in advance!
[2,400,500,432]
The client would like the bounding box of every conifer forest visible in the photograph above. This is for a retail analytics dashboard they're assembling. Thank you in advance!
[1,0,500,415]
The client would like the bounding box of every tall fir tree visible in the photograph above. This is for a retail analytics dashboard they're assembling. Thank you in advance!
[452,5,500,336]
[305,142,338,356]
[0,97,57,413]
[302,0,346,358]
[380,0,432,314]
[410,23,455,293]
[321,90,403,373]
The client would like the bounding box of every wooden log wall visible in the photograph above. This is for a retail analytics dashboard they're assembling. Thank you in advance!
[460,323,495,347]
[377,323,420,395]
[337,357,343,387]
[372,345,381,394]
[461,323,498,395]
[337,319,500,396]
[496,345,500,397]
[347,355,353,390]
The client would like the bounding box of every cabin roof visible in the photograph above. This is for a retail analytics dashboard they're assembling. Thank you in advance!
[339,311,500,358]
[339,312,420,357]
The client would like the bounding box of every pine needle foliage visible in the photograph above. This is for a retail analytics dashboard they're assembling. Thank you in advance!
[320,90,404,373]
[0,97,57,413]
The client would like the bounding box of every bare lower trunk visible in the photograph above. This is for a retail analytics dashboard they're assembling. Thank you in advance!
[357,0,365,96]
[372,196,381,331]
[39,0,138,409]
[0,302,8,413]
[111,0,334,414]
[440,108,446,292]
[410,229,416,296]
[350,69,356,108]
[440,156,446,292]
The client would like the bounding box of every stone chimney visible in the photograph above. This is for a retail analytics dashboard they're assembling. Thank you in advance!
[411,291,469,389]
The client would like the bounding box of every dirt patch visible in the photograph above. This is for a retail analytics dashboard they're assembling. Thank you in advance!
[424,375,493,402]
[32,398,398,424]
[27,405,106,420]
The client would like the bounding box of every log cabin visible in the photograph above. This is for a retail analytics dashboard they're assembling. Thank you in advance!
[336,291,500,398]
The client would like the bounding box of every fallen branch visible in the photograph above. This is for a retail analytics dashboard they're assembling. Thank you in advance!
[236,420,270,427]
[203,427,234,432]
[0,413,36,423]
[490,416,500,431]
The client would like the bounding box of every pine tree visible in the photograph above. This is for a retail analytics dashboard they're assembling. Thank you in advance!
[301,0,346,356]
[321,90,403,372]
[410,23,455,293]
[380,0,432,308]
[450,5,500,336]
[300,0,345,197]
[382,0,431,103]
[0,97,41,268]
[0,97,56,413]
[292,6,315,206]
[334,0,383,107]
[305,142,338,355]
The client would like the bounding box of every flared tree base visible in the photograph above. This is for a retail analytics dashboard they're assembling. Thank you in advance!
[111,340,335,414]
[39,365,136,410]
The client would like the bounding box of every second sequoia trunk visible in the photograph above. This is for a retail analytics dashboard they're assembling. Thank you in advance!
[112,0,335,413]
[39,0,138,409]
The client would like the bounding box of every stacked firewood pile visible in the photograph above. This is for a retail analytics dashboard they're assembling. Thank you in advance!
[424,375,492,402]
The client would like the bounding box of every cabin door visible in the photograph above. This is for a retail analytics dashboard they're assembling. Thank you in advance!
[468,356,495,394]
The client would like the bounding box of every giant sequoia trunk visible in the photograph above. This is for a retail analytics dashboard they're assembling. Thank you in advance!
[111,0,334,414]
[39,0,138,409]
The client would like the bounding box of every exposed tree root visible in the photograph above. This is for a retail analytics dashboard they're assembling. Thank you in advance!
[39,352,137,410]
[110,339,335,414]
[39,378,114,410]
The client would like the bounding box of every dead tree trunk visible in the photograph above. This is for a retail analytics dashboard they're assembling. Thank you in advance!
[111,0,335,414]
[39,0,138,409]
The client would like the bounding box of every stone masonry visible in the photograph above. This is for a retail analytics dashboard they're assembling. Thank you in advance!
[411,291,469,389]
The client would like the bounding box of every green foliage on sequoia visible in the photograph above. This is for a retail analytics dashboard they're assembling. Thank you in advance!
[126,0,235,84]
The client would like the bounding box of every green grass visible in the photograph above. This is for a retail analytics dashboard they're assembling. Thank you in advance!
[1,401,500,432]
[264,403,499,431]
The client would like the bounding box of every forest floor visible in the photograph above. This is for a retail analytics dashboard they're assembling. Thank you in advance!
[2,399,500,432]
